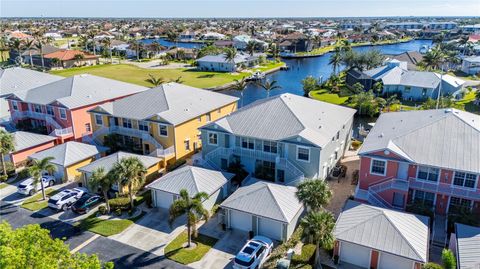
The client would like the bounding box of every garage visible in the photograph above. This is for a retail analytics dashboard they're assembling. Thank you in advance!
[153,190,175,209]
[258,217,283,241]
[229,210,252,231]
[340,242,371,268]
[378,252,413,269]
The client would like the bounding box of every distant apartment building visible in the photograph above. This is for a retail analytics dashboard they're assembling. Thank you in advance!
[459,24,480,33]
[384,22,424,30]
[426,22,457,30]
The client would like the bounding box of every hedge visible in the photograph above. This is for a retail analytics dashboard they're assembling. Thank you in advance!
[108,197,130,210]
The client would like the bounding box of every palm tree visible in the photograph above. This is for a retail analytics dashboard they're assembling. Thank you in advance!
[28,157,57,200]
[233,78,247,107]
[50,57,61,68]
[339,39,351,52]
[329,47,342,75]
[101,38,112,63]
[145,74,165,86]
[88,167,115,213]
[0,130,14,177]
[224,47,237,64]
[422,46,445,70]
[246,41,257,56]
[296,179,332,212]
[372,81,383,96]
[128,39,142,61]
[169,189,209,248]
[86,30,98,55]
[79,35,89,51]
[384,95,400,111]
[0,36,9,62]
[257,79,281,98]
[34,38,46,70]
[301,211,336,250]
[111,157,146,209]
[10,38,23,60]
[23,39,35,67]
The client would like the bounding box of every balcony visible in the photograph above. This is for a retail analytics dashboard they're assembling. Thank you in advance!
[408,177,480,201]
[12,110,72,137]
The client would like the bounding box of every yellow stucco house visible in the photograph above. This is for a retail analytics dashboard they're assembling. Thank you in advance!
[86,82,238,167]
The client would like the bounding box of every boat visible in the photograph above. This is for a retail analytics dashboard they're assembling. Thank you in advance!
[246,71,265,81]
[419,45,430,54]
[358,124,370,137]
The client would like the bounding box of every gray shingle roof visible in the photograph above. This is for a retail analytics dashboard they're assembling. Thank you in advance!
[334,200,429,262]
[12,131,57,152]
[146,165,233,196]
[29,141,108,167]
[11,74,147,109]
[455,223,480,269]
[359,109,480,173]
[94,82,238,125]
[77,151,160,173]
[220,181,303,223]
[203,93,356,148]
[0,67,62,97]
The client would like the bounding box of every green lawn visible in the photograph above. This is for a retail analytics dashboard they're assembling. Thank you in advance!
[0,183,7,190]
[164,231,218,265]
[310,89,350,105]
[50,62,282,89]
[75,211,146,237]
[21,189,59,211]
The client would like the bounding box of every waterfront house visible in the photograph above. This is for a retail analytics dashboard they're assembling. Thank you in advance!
[5,74,147,142]
[179,30,197,41]
[87,83,238,166]
[385,51,424,71]
[461,56,480,75]
[333,200,429,269]
[8,44,61,68]
[200,93,356,185]
[355,109,480,217]
[278,32,314,53]
[43,49,99,69]
[4,131,57,167]
[196,53,264,72]
[449,223,480,269]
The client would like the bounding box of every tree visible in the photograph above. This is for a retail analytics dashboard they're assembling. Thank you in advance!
[246,40,257,56]
[0,222,107,269]
[300,211,335,250]
[86,30,98,55]
[224,47,237,64]
[0,36,9,62]
[421,46,445,70]
[257,79,281,98]
[34,38,46,70]
[352,82,365,94]
[111,157,146,209]
[296,179,332,211]
[197,45,222,59]
[101,38,112,63]
[475,90,480,104]
[23,39,35,67]
[0,130,14,178]
[233,78,248,107]
[28,157,57,200]
[328,75,342,93]
[88,167,115,213]
[268,43,280,61]
[372,81,383,96]
[301,76,319,97]
[384,95,400,111]
[350,90,384,117]
[442,249,456,269]
[51,57,61,68]
[422,263,443,269]
[128,39,142,61]
[169,189,209,248]
[145,74,165,86]
[329,47,342,75]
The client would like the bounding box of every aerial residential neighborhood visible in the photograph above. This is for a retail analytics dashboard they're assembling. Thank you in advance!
[0,1,479,269]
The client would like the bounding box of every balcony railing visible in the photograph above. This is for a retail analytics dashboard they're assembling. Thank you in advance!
[149,146,175,159]
[50,127,73,137]
[408,177,480,201]
[108,125,163,150]
[12,110,63,129]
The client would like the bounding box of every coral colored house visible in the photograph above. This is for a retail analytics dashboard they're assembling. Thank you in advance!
[5,74,147,143]
[5,131,58,167]
[355,109,480,217]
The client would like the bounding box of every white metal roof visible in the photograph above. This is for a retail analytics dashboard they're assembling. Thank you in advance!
[0,67,62,97]
[334,200,429,262]
[29,141,108,167]
[77,151,160,173]
[455,223,480,269]
[220,181,304,223]
[12,131,57,152]
[359,109,480,173]
[146,165,234,196]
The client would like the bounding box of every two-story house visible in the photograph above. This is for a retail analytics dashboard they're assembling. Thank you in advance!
[199,93,356,185]
[5,74,147,142]
[87,82,238,166]
[355,109,480,216]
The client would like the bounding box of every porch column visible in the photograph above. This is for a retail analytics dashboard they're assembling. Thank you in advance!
[370,250,379,269]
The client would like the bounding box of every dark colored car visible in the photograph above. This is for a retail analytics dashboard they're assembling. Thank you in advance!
[71,194,102,214]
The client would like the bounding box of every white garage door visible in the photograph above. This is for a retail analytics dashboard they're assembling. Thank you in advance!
[340,242,371,268]
[154,190,175,209]
[379,252,413,269]
[230,210,252,231]
[258,217,283,241]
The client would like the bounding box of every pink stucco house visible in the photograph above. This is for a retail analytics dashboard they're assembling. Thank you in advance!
[355,108,480,217]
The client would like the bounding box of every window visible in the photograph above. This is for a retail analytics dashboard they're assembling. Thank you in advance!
[206,113,211,122]
[217,108,221,113]
[85,123,91,132]
[297,147,310,162]
[336,131,340,140]
[277,169,285,183]
[422,88,428,96]
[405,86,411,93]
[334,150,338,160]
[11,101,18,111]
[208,132,218,145]
[263,141,277,153]
[184,140,190,151]
[241,138,254,150]
[370,159,386,175]
[122,118,132,128]
[138,121,149,132]
[449,197,472,213]
[33,104,42,113]
[94,114,103,125]
[46,106,54,116]
[453,172,477,188]
[417,166,439,182]
[158,124,168,136]
[198,116,202,122]
[413,190,435,208]
[59,108,67,119]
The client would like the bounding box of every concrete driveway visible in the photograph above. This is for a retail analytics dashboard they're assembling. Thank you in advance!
[109,208,186,256]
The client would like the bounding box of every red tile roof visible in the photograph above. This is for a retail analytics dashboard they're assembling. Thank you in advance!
[44,50,99,61]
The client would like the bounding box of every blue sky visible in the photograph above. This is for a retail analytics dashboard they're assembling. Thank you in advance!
[2,0,479,18]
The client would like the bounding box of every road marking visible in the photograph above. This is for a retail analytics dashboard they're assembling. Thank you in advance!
[71,234,100,253]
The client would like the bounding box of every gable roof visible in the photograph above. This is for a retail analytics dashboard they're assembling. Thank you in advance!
[202,93,355,148]
[455,223,480,269]
[359,109,480,173]
[12,131,57,152]
[43,50,99,61]
[77,151,160,173]
[10,74,147,109]
[94,82,238,125]
[29,141,107,167]
[146,165,233,196]
[220,181,303,223]
[334,200,429,262]
[0,67,62,97]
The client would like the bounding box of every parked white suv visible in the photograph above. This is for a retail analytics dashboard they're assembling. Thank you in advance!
[48,188,88,211]
[17,174,56,196]
[233,236,273,269]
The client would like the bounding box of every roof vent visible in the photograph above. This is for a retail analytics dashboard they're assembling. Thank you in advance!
[378,133,384,138]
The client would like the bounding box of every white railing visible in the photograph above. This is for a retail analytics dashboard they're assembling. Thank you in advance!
[409,177,480,200]
[13,110,63,129]
[50,127,73,137]
[276,157,305,184]
[232,147,278,162]
[149,146,175,158]
[109,125,163,149]
[369,177,408,193]
[368,191,393,209]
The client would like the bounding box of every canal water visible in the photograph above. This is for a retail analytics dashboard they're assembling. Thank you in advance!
[140,38,204,49]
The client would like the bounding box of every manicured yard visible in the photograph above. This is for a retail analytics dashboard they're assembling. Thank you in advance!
[164,231,218,265]
[310,89,350,105]
[456,90,479,114]
[21,189,59,211]
[291,244,316,269]
[75,211,146,237]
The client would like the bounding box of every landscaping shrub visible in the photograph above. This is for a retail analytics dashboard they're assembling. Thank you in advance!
[134,191,152,207]
[109,197,130,211]
[0,175,8,182]
[115,208,122,216]
[442,249,456,269]
[351,140,362,150]
[17,169,31,180]
[166,159,186,171]
[292,244,316,266]
[423,263,443,269]
[98,205,107,215]
[0,162,16,177]
[263,226,304,269]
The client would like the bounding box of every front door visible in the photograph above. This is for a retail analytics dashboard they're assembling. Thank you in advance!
[224,134,230,148]
[397,162,409,180]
